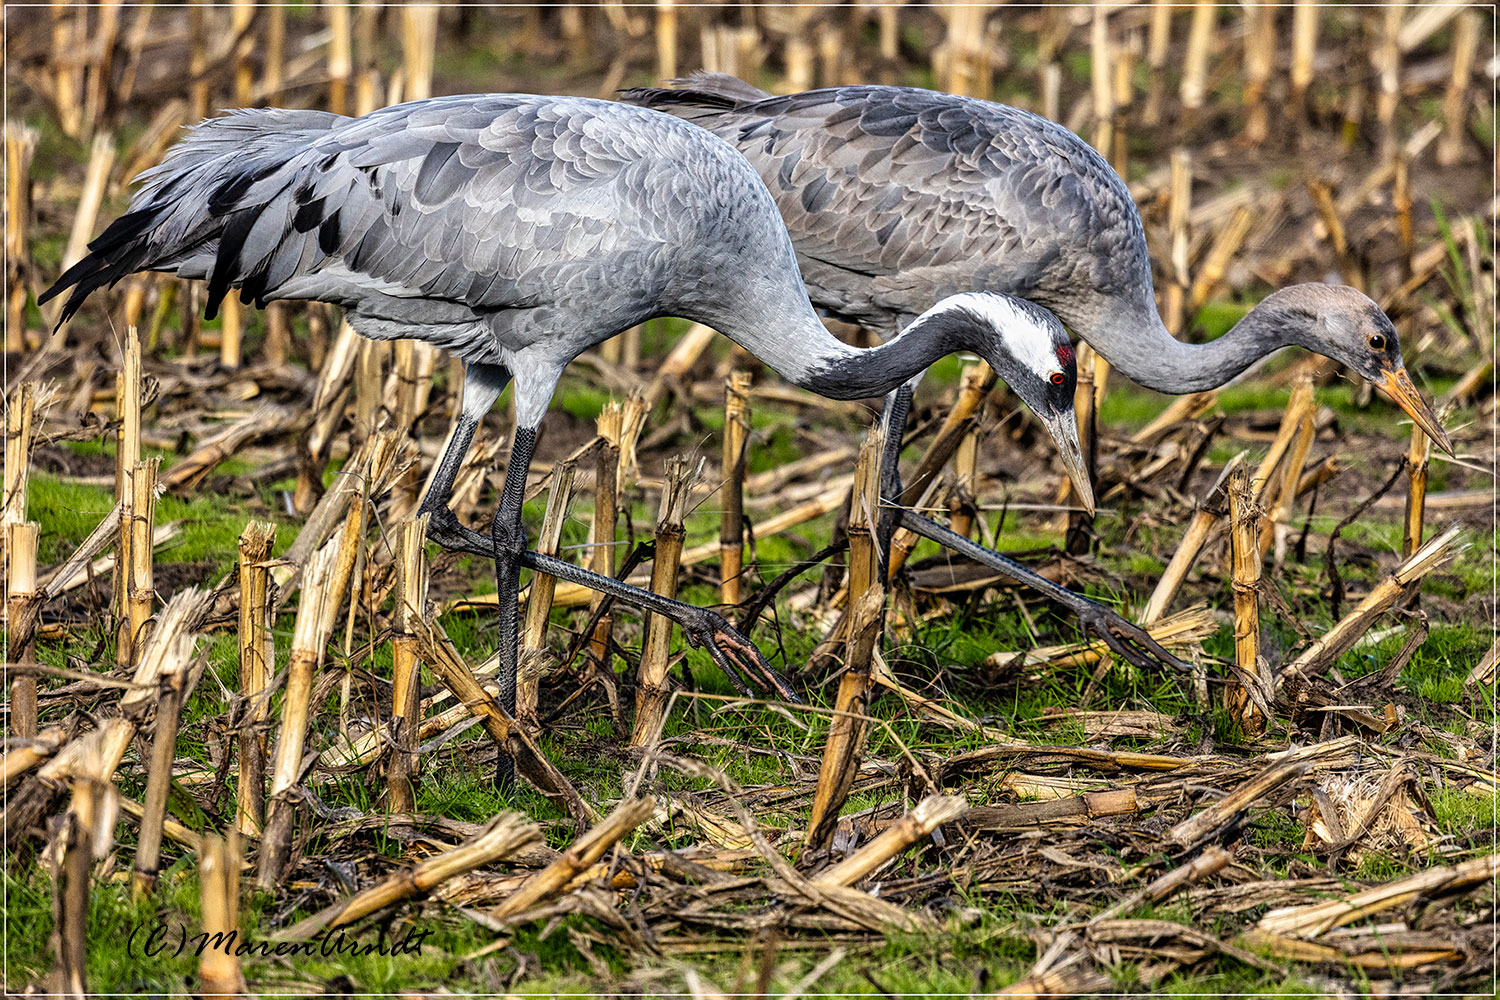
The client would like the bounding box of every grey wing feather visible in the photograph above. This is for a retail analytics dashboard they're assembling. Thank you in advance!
[44,95,700,360]
[619,81,1152,334]
[276,97,651,306]
[666,71,773,103]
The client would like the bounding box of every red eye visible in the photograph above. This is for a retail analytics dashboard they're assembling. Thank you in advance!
[1050,371,1066,386]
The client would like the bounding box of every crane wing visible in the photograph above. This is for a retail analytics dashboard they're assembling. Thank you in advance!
[620,82,1143,330]
[47,95,694,323]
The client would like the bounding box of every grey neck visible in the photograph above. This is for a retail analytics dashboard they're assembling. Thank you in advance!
[699,281,977,402]
[791,310,970,401]
[1095,302,1294,393]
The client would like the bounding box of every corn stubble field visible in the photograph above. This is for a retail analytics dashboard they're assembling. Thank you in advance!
[2,4,1496,997]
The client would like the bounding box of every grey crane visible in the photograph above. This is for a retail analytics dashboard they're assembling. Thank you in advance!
[622,74,1453,642]
[43,93,1098,765]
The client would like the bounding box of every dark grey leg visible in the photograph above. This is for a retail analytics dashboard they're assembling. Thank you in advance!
[483,425,797,708]
[895,508,1189,673]
[422,363,508,557]
[874,386,914,579]
[491,426,538,715]
[419,413,494,556]
[485,423,799,787]
[518,550,800,703]
[869,384,1182,675]
[489,424,539,786]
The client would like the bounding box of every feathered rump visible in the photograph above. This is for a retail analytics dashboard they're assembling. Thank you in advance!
[40,108,345,324]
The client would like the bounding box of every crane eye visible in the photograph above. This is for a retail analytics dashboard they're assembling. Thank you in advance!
[1049,371,1066,386]
[1368,333,1386,351]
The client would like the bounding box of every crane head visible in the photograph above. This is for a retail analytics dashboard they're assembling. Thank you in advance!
[1273,284,1453,456]
[932,292,1096,515]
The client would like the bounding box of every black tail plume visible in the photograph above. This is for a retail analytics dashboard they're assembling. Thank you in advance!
[38,208,164,326]
[37,106,341,330]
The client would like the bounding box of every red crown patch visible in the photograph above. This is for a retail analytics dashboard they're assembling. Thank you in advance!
[1055,344,1075,366]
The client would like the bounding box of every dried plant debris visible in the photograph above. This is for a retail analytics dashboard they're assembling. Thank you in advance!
[4,2,1495,997]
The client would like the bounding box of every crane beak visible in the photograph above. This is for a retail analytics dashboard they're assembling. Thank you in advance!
[1040,410,1096,517]
[1379,366,1454,457]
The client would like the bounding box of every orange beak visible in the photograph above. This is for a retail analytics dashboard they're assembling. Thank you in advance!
[1379,366,1453,457]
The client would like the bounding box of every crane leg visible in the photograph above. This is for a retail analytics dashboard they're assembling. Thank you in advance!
[422,363,509,557]
[870,384,1184,674]
[430,428,798,702]
[419,413,494,555]
[517,550,800,705]
[873,386,914,579]
[485,422,801,790]
[489,423,540,787]
[895,508,1190,673]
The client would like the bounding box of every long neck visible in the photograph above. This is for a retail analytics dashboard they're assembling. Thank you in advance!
[717,301,969,401]
[1089,299,1295,393]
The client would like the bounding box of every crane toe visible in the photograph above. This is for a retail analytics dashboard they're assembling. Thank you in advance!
[710,626,802,704]
[681,611,800,703]
[423,508,498,558]
[1079,605,1191,674]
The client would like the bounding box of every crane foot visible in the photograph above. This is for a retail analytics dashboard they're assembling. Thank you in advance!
[1071,601,1192,674]
[424,507,498,558]
[681,609,802,704]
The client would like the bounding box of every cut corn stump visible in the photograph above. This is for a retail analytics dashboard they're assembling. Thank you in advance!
[388,514,431,813]
[235,521,276,836]
[1226,466,1267,735]
[630,456,699,747]
[258,544,341,888]
[719,372,752,606]
[806,428,886,852]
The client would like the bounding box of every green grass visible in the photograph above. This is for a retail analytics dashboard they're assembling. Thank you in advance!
[556,382,612,423]
[12,291,1493,995]
[0,864,1349,996]
[0,865,580,993]
[30,437,308,566]
[1430,787,1499,836]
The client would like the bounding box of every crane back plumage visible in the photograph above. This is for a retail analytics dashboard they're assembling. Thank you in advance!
[45,94,822,422]
[620,74,1155,342]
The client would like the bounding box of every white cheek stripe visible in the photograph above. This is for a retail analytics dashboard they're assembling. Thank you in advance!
[908,292,1067,380]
